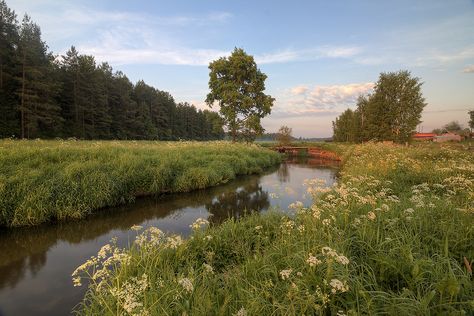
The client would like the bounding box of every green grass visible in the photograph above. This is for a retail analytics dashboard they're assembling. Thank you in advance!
[0,140,280,227]
[74,142,474,315]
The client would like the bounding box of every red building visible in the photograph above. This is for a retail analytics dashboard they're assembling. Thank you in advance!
[412,133,436,141]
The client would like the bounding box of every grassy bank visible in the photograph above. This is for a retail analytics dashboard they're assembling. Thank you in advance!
[74,143,473,315]
[0,140,280,227]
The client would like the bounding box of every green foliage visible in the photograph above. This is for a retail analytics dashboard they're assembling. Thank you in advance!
[276,125,293,146]
[333,70,426,143]
[469,110,474,131]
[444,121,463,132]
[332,109,358,142]
[206,48,274,142]
[0,140,280,227]
[75,143,473,315]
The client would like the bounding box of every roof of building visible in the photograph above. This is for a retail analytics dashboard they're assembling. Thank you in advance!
[413,133,436,138]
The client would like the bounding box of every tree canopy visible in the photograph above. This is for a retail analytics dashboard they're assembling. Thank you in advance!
[206,48,274,142]
[276,125,292,146]
[333,70,426,143]
[467,110,473,132]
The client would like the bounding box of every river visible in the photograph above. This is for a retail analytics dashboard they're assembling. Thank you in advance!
[0,158,338,316]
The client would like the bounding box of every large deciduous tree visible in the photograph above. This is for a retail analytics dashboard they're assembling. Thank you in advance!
[366,70,426,143]
[332,70,426,143]
[206,48,274,142]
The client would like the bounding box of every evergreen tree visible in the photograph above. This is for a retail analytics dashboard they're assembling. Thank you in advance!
[0,0,19,137]
[17,15,61,138]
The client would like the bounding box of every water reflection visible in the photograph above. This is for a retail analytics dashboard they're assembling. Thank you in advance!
[0,159,338,316]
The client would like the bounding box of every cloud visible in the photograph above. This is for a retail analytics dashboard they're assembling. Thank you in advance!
[254,46,362,64]
[290,85,309,95]
[462,64,474,73]
[272,82,374,117]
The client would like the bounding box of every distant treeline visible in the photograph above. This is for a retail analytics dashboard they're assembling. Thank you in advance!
[0,1,224,140]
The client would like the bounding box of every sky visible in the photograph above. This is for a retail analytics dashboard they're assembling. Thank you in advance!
[6,0,474,137]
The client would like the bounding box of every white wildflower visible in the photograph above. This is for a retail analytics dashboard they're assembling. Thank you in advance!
[329,278,349,294]
[178,277,194,293]
[130,225,143,231]
[367,211,376,221]
[279,269,293,280]
[203,263,214,274]
[190,218,209,230]
[306,253,322,267]
[336,255,350,265]
[234,307,247,316]
[166,235,183,249]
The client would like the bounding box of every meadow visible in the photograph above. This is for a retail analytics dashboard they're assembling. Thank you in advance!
[0,140,280,227]
[73,142,473,315]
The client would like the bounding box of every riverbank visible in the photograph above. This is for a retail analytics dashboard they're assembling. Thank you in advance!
[0,140,280,227]
[74,142,473,315]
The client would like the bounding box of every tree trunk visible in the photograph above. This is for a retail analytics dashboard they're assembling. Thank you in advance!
[74,70,79,135]
[0,58,3,90]
[20,52,26,139]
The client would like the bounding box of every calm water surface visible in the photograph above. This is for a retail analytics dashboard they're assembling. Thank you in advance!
[0,158,338,316]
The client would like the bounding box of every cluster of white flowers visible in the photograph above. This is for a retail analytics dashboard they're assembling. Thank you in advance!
[404,208,414,215]
[306,253,322,267]
[297,225,305,233]
[279,269,293,280]
[280,217,295,234]
[165,235,184,249]
[72,240,131,289]
[203,263,214,274]
[329,278,349,294]
[269,192,279,199]
[321,247,350,265]
[288,201,304,210]
[178,277,194,293]
[234,307,247,316]
[322,218,332,226]
[367,211,376,221]
[304,178,331,197]
[190,218,209,230]
[110,273,149,315]
[135,227,164,248]
[130,224,143,231]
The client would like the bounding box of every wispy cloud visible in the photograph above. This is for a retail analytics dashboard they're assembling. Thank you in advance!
[255,46,362,64]
[462,64,474,73]
[79,31,363,66]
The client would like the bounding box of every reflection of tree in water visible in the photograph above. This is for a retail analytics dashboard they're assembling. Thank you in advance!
[206,179,270,224]
[0,173,271,289]
[277,162,290,182]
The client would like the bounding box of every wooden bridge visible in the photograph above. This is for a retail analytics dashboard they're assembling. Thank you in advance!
[272,146,341,161]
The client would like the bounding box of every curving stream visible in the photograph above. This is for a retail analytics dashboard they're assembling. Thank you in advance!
[0,158,338,316]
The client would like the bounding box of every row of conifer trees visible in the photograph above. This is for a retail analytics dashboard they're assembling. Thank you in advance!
[0,1,224,140]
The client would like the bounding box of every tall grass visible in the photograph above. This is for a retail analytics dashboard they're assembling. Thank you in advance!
[0,140,280,227]
[74,142,474,315]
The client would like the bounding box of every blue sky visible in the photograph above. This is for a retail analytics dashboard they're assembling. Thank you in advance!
[7,0,474,137]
